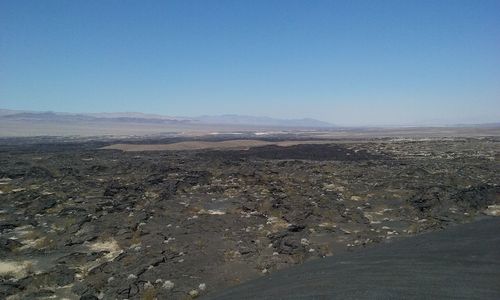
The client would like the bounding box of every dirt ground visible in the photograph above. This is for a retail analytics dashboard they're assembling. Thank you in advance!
[101,139,342,151]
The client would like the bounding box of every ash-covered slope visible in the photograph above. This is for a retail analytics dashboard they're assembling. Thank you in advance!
[207,217,500,300]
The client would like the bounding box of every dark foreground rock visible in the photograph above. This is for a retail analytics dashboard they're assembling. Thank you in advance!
[206,217,500,300]
[0,136,498,299]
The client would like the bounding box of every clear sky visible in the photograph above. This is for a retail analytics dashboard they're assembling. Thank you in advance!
[1,0,499,125]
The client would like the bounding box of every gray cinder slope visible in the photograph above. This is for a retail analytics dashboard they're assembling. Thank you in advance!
[206,217,500,300]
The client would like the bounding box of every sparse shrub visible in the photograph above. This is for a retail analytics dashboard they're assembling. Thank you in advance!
[142,285,157,300]
[269,209,283,219]
[230,277,241,285]
[78,265,91,278]
[35,237,56,250]
[30,273,52,289]
[24,261,35,275]
[23,230,40,240]
[194,239,205,250]
[122,254,136,267]
[131,230,141,245]
[62,217,77,230]
[317,244,334,257]
[223,250,242,261]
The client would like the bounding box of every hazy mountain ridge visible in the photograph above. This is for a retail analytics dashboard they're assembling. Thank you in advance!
[195,114,333,127]
[0,109,335,127]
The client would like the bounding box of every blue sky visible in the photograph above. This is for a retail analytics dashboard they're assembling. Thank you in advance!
[1,0,499,125]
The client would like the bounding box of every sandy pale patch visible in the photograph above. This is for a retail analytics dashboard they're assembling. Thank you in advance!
[101,139,337,152]
[75,239,123,278]
[87,239,122,261]
[484,205,500,216]
[0,260,36,279]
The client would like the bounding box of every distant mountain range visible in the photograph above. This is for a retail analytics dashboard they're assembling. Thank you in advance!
[0,109,334,128]
[195,114,333,127]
